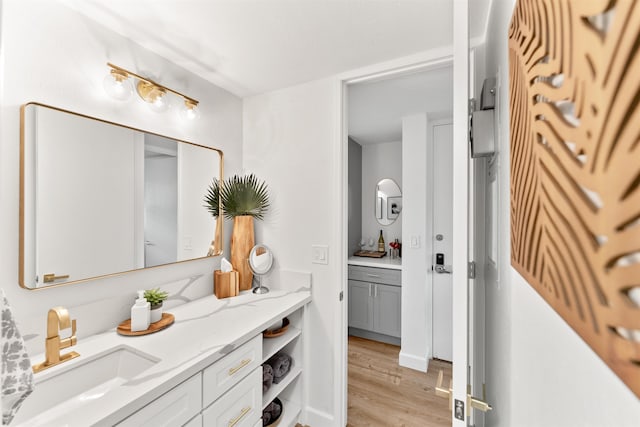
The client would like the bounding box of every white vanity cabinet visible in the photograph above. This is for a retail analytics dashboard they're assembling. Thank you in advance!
[116,335,264,427]
[202,368,262,427]
[14,290,311,427]
[116,372,202,427]
[348,264,401,345]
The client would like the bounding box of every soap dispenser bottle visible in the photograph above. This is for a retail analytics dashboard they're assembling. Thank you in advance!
[131,290,150,332]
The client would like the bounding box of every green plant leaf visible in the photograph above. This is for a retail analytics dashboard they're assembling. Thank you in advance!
[203,178,221,218]
[219,173,270,220]
[143,288,169,305]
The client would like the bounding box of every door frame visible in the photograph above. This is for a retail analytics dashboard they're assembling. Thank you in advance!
[335,51,458,426]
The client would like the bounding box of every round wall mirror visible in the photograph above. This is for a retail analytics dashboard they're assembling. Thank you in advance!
[375,178,402,225]
[249,244,274,294]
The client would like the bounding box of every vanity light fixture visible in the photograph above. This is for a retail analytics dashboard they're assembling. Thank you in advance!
[104,63,200,119]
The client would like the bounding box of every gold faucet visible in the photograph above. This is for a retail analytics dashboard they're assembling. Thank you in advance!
[32,306,80,373]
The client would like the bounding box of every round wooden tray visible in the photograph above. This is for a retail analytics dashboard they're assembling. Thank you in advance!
[117,312,175,336]
[263,317,290,338]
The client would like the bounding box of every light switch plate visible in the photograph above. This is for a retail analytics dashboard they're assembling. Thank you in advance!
[312,245,329,264]
[410,235,421,248]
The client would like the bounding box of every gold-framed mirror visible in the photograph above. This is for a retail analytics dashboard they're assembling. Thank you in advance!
[20,102,223,289]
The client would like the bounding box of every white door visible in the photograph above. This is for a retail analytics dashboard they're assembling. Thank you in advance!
[448,1,492,424]
[432,123,454,362]
[451,0,471,424]
[144,153,178,267]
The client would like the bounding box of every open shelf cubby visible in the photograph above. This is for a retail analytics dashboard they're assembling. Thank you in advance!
[261,306,304,427]
[262,326,301,362]
[262,365,302,409]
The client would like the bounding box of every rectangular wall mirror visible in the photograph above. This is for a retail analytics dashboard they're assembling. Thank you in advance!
[20,103,223,289]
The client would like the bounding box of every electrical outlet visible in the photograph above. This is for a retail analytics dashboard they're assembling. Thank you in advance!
[312,245,329,265]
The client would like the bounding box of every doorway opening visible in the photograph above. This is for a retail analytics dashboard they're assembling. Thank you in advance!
[344,63,455,426]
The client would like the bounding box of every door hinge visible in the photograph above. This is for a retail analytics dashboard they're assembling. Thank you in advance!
[468,261,476,279]
[339,291,344,301]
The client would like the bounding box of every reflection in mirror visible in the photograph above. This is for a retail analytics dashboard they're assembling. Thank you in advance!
[375,178,402,225]
[248,244,273,294]
[20,103,223,289]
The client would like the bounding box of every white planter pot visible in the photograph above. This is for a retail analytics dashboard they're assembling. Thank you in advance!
[150,305,163,323]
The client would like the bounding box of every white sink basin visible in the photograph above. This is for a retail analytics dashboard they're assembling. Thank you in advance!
[12,345,159,426]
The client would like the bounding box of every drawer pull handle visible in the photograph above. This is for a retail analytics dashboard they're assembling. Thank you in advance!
[366,273,381,278]
[228,406,251,427]
[228,358,252,376]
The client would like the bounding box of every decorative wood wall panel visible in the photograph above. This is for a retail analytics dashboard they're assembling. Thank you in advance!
[509,0,640,397]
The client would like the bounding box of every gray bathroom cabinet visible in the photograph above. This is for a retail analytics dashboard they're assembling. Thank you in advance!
[348,265,401,345]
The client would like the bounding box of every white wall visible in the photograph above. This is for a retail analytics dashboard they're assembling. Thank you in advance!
[400,114,431,371]
[360,141,402,248]
[241,46,454,426]
[483,1,640,426]
[0,0,242,355]
[243,77,340,425]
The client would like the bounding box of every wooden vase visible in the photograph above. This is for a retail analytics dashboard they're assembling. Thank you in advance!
[231,216,255,290]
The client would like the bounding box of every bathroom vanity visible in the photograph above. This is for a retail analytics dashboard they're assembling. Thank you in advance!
[347,257,401,345]
[13,286,311,427]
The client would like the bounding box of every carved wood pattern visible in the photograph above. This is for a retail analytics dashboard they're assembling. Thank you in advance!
[509,0,640,397]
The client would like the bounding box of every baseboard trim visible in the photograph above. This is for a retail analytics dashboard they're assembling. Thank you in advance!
[399,350,429,372]
[303,406,334,427]
[348,328,401,346]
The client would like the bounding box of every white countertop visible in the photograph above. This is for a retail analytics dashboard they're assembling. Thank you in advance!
[15,286,311,427]
[347,256,402,270]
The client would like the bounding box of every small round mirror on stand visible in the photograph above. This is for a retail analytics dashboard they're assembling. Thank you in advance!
[249,244,274,294]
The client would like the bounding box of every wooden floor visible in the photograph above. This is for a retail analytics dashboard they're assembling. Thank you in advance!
[347,336,452,427]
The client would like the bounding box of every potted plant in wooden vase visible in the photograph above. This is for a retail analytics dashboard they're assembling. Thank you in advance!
[205,173,270,290]
[144,288,169,323]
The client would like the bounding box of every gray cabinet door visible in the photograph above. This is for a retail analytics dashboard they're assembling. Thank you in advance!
[348,280,372,330]
[373,284,401,337]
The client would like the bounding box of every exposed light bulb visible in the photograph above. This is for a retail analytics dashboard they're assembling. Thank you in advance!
[148,95,169,112]
[103,69,133,101]
[179,100,201,120]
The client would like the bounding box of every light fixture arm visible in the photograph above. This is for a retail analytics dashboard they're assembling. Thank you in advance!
[106,62,199,107]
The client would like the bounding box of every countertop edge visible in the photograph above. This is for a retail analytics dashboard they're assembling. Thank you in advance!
[347,257,402,270]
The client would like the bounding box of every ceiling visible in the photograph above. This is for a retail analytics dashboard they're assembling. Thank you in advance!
[61,0,491,98]
[348,65,453,145]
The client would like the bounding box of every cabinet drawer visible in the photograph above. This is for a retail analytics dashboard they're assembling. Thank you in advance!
[202,367,261,427]
[348,265,401,286]
[203,334,262,407]
[116,373,201,427]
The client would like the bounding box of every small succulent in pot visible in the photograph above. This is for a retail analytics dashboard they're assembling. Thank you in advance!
[144,288,169,310]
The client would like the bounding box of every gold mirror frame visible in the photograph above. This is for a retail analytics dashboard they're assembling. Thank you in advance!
[19,102,224,290]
